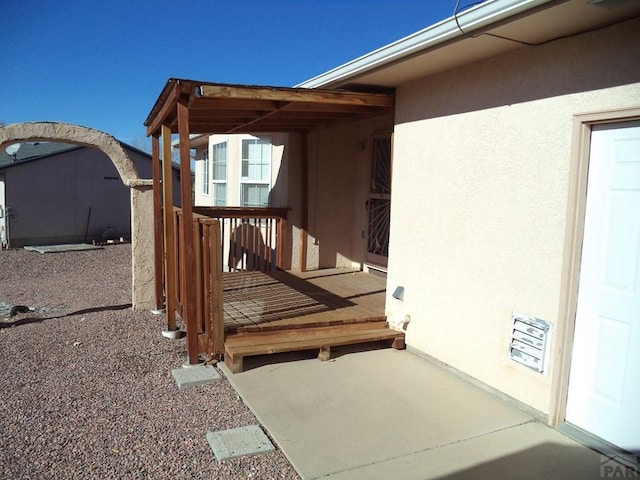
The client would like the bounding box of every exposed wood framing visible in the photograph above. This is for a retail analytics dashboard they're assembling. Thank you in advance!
[145,78,395,363]
[198,84,393,107]
[145,79,394,136]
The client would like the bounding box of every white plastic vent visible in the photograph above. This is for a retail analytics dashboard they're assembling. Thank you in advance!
[509,312,551,373]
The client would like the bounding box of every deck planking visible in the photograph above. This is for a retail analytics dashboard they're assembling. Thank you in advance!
[222,268,386,333]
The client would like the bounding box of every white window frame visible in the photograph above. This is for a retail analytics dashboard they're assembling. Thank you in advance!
[211,141,228,206]
[240,137,271,207]
[201,150,210,196]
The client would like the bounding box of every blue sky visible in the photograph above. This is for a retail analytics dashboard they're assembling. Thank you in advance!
[1,1,459,150]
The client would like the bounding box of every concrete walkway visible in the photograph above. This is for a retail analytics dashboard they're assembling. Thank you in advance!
[220,346,606,480]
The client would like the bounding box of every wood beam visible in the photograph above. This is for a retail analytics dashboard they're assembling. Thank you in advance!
[177,99,200,365]
[161,125,177,332]
[198,84,394,107]
[190,97,280,111]
[227,102,292,134]
[146,82,181,137]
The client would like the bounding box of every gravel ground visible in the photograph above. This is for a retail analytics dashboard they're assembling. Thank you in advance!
[0,244,300,480]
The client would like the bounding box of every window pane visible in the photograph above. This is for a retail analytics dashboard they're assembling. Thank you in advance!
[202,151,209,195]
[242,139,270,181]
[212,142,227,180]
[242,184,269,207]
[213,183,226,206]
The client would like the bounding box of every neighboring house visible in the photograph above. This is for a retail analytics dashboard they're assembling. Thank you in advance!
[190,133,289,208]
[0,141,181,247]
[292,0,639,458]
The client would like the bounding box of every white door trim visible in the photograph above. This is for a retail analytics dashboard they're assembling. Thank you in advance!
[550,106,640,427]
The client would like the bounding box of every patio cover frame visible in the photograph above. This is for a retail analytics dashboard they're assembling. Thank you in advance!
[144,78,394,364]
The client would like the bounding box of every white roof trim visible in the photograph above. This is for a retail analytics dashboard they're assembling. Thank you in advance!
[297,0,555,88]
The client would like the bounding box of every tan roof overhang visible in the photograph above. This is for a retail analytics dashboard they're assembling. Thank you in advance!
[144,78,395,137]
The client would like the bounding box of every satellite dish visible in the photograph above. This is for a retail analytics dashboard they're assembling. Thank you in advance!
[5,143,21,157]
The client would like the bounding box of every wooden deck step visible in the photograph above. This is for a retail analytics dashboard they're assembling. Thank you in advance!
[224,322,405,373]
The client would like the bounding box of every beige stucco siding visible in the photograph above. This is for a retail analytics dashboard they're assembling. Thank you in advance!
[307,117,392,270]
[387,18,640,414]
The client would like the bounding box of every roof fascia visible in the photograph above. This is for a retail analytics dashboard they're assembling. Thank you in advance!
[0,144,84,170]
[297,0,556,88]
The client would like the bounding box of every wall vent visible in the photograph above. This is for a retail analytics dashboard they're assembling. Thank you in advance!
[509,312,551,373]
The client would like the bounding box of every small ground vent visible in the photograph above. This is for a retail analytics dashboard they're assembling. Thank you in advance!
[509,312,551,373]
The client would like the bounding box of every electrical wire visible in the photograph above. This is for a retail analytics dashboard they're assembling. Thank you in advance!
[452,0,639,47]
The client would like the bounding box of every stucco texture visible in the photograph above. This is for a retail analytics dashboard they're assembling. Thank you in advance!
[307,118,392,270]
[386,17,640,414]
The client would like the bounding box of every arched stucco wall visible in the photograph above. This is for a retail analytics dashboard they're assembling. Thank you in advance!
[0,122,155,311]
[0,122,140,185]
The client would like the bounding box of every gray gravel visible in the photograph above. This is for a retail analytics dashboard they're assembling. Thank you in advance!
[0,244,300,480]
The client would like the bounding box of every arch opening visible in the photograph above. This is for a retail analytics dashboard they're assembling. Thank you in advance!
[0,122,155,311]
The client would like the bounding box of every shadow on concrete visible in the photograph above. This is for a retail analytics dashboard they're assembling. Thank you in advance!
[240,341,391,373]
[430,442,632,480]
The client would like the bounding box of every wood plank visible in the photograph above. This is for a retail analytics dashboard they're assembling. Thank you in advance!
[227,329,403,356]
[225,321,391,346]
[224,325,405,374]
[198,84,394,108]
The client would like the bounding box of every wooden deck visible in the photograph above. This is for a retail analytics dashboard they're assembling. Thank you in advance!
[222,268,405,372]
[223,268,387,333]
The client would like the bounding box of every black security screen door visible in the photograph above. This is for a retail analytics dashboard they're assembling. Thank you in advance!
[367,134,392,268]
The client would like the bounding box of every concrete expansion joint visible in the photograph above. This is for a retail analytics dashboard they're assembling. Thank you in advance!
[316,419,539,479]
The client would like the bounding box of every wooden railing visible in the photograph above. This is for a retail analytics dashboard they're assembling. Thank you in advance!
[171,206,288,359]
[193,207,288,272]
[173,208,224,357]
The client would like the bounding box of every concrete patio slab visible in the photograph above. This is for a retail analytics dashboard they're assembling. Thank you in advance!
[220,346,604,480]
[323,421,604,480]
[24,243,103,253]
[171,364,222,389]
[206,425,275,462]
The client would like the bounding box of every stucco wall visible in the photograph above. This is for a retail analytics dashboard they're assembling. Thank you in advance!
[306,118,393,270]
[6,148,138,246]
[386,17,640,414]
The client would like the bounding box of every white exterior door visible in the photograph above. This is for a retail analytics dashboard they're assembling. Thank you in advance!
[0,174,6,247]
[566,122,640,454]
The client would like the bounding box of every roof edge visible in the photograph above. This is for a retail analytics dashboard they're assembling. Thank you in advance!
[297,0,556,88]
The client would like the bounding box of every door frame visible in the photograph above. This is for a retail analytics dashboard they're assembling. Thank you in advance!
[365,131,393,272]
[551,106,640,429]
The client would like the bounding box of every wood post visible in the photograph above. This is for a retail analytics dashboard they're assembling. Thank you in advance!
[211,220,224,356]
[299,133,309,272]
[151,135,164,310]
[177,100,199,365]
[161,125,176,332]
